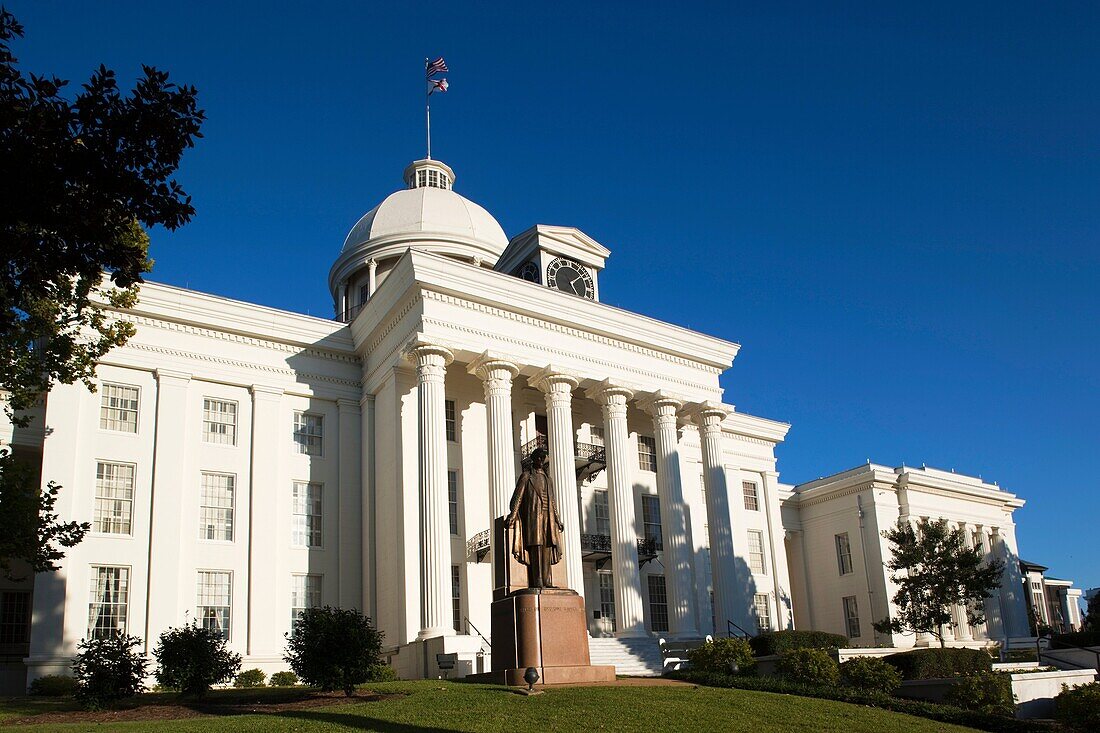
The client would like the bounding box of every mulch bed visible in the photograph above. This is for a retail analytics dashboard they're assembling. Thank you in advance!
[4,690,402,726]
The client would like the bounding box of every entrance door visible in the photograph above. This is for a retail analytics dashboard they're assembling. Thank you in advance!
[592,570,616,637]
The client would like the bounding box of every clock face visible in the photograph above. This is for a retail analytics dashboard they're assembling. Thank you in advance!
[518,261,540,284]
[546,258,594,299]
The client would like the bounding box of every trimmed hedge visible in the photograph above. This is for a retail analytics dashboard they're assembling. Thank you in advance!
[776,648,839,685]
[233,668,266,688]
[269,671,299,687]
[749,629,849,656]
[28,675,77,697]
[688,637,756,675]
[840,656,902,694]
[883,647,992,680]
[945,671,1016,717]
[1050,631,1100,650]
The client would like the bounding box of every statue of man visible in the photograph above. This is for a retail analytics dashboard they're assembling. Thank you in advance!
[506,447,564,589]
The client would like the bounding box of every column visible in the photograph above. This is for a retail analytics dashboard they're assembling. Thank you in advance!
[367,258,378,297]
[588,380,645,637]
[247,384,283,655]
[954,522,974,641]
[533,367,584,597]
[336,281,347,319]
[639,391,697,638]
[337,398,363,609]
[361,393,376,619]
[910,517,934,647]
[993,526,1029,638]
[691,401,739,638]
[405,339,454,639]
[469,352,520,585]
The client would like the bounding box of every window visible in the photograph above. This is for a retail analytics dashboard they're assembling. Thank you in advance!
[647,575,668,633]
[754,593,771,632]
[199,472,235,541]
[742,481,759,511]
[290,574,321,630]
[641,495,663,547]
[359,284,369,305]
[594,490,610,535]
[637,435,657,472]
[589,426,604,446]
[835,533,854,575]
[94,461,134,535]
[292,482,323,547]
[843,596,861,638]
[452,565,462,633]
[202,398,237,445]
[197,571,231,640]
[0,591,30,645]
[598,571,616,630]
[99,383,139,433]
[88,566,129,639]
[748,530,767,574]
[445,400,457,442]
[293,412,323,456]
[448,470,459,536]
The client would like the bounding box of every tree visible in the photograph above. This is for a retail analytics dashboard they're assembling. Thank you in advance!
[154,623,240,697]
[0,9,203,572]
[873,518,1004,647]
[71,634,148,710]
[284,607,384,696]
[1083,593,1100,631]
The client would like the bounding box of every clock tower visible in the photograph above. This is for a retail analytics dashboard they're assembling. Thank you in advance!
[493,224,611,302]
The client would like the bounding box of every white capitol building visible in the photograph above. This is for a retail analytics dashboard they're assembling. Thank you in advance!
[1,156,1076,686]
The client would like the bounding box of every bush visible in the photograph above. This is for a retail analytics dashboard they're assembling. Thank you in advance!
[269,671,299,687]
[1051,631,1100,649]
[153,622,241,697]
[1056,681,1100,731]
[884,647,992,680]
[776,648,839,685]
[233,668,266,688]
[28,674,77,696]
[71,634,148,710]
[945,671,1016,717]
[284,606,384,696]
[686,637,756,675]
[366,664,398,682]
[750,629,850,656]
[840,656,902,694]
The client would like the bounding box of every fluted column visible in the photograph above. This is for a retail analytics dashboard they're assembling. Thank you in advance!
[533,367,584,597]
[367,258,378,297]
[691,401,739,637]
[405,339,454,639]
[589,380,645,636]
[469,352,520,585]
[640,391,698,638]
[954,522,974,641]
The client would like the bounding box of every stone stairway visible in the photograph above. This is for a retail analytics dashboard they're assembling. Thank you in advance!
[587,637,664,676]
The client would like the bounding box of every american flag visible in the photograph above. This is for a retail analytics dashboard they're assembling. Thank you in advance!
[429,78,449,95]
[426,57,448,77]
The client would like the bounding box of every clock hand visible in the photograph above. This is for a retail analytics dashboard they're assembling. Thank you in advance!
[569,275,585,294]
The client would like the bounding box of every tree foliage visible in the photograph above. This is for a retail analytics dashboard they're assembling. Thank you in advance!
[153,623,240,697]
[71,634,148,710]
[873,518,1004,647]
[283,607,384,696]
[1082,593,1100,632]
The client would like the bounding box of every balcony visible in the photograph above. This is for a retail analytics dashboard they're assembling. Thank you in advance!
[520,435,607,484]
[580,533,662,569]
[466,529,490,562]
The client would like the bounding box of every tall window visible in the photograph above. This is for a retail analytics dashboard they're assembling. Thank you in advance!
[202,398,237,445]
[359,284,369,305]
[293,412,323,456]
[843,596,861,638]
[742,481,759,511]
[88,566,129,639]
[292,482,323,547]
[94,462,134,535]
[197,571,232,639]
[647,575,668,633]
[589,426,604,446]
[445,400,457,442]
[99,383,139,433]
[835,533,854,575]
[290,574,321,630]
[637,435,657,472]
[452,565,462,633]
[748,530,767,574]
[448,470,459,536]
[754,593,771,632]
[0,591,31,645]
[594,490,610,535]
[199,473,235,541]
[599,571,616,631]
[641,495,663,547]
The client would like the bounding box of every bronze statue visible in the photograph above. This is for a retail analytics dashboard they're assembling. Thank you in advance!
[506,447,564,589]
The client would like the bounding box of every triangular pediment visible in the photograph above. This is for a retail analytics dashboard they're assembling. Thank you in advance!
[495,224,610,273]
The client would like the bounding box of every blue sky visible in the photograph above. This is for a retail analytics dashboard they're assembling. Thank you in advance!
[12,2,1099,592]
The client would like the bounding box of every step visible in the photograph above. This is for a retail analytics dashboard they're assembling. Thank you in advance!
[587,637,664,676]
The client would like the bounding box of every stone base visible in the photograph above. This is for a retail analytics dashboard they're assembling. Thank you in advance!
[468,664,616,686]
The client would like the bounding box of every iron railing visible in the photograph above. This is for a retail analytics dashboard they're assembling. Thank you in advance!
[466,529,490,561]
[727,619,755,639]
[580,534,662,556]
[464,617,491,650]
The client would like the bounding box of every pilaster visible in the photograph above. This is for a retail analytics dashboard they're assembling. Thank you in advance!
[246,383,283,656]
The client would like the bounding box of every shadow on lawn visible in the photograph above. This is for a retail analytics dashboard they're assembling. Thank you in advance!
[276,708,461,733]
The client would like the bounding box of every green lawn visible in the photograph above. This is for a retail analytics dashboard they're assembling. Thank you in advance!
[0,680,982,732]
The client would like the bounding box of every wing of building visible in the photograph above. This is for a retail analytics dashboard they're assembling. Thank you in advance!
[0,158,1082,688]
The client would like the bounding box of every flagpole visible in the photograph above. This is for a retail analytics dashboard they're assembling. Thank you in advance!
[425,58,431,159]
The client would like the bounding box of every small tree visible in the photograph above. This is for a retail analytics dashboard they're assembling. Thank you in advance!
[1082,594,1100,631]
[153,623,240,697]
[71,634,147,710]
[873,518,1004,647]
[284,607,383,697]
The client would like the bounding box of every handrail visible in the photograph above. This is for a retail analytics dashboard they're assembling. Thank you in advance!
[1037,636,1100,672]
[465,617,491,650]
[726,619,753,639]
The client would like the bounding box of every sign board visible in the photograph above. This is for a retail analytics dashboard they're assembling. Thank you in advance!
[436,653,457,670]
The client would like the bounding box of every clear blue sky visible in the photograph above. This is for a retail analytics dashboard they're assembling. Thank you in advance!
[12,2,1099,592]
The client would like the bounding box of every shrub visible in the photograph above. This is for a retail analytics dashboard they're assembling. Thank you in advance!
[269,671,299,687]
[884,647,992,680]
[1055,681,1100,732]
[28,674,77,697]
[1051,631,1100,649]
[284,606,384,696]
[70,634,148,710]
[776,648,839,685]
[366,664,398,682]
[840,656,902,694]
[233,668,266,688]
[945,671,1016,717]
[153,622,241,697]
[750,629,850,656]
[686,637,756,675]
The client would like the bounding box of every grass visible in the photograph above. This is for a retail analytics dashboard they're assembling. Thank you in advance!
[0,680,984,732]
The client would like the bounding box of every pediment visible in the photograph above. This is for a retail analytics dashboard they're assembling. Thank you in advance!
[495,224,610,273]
